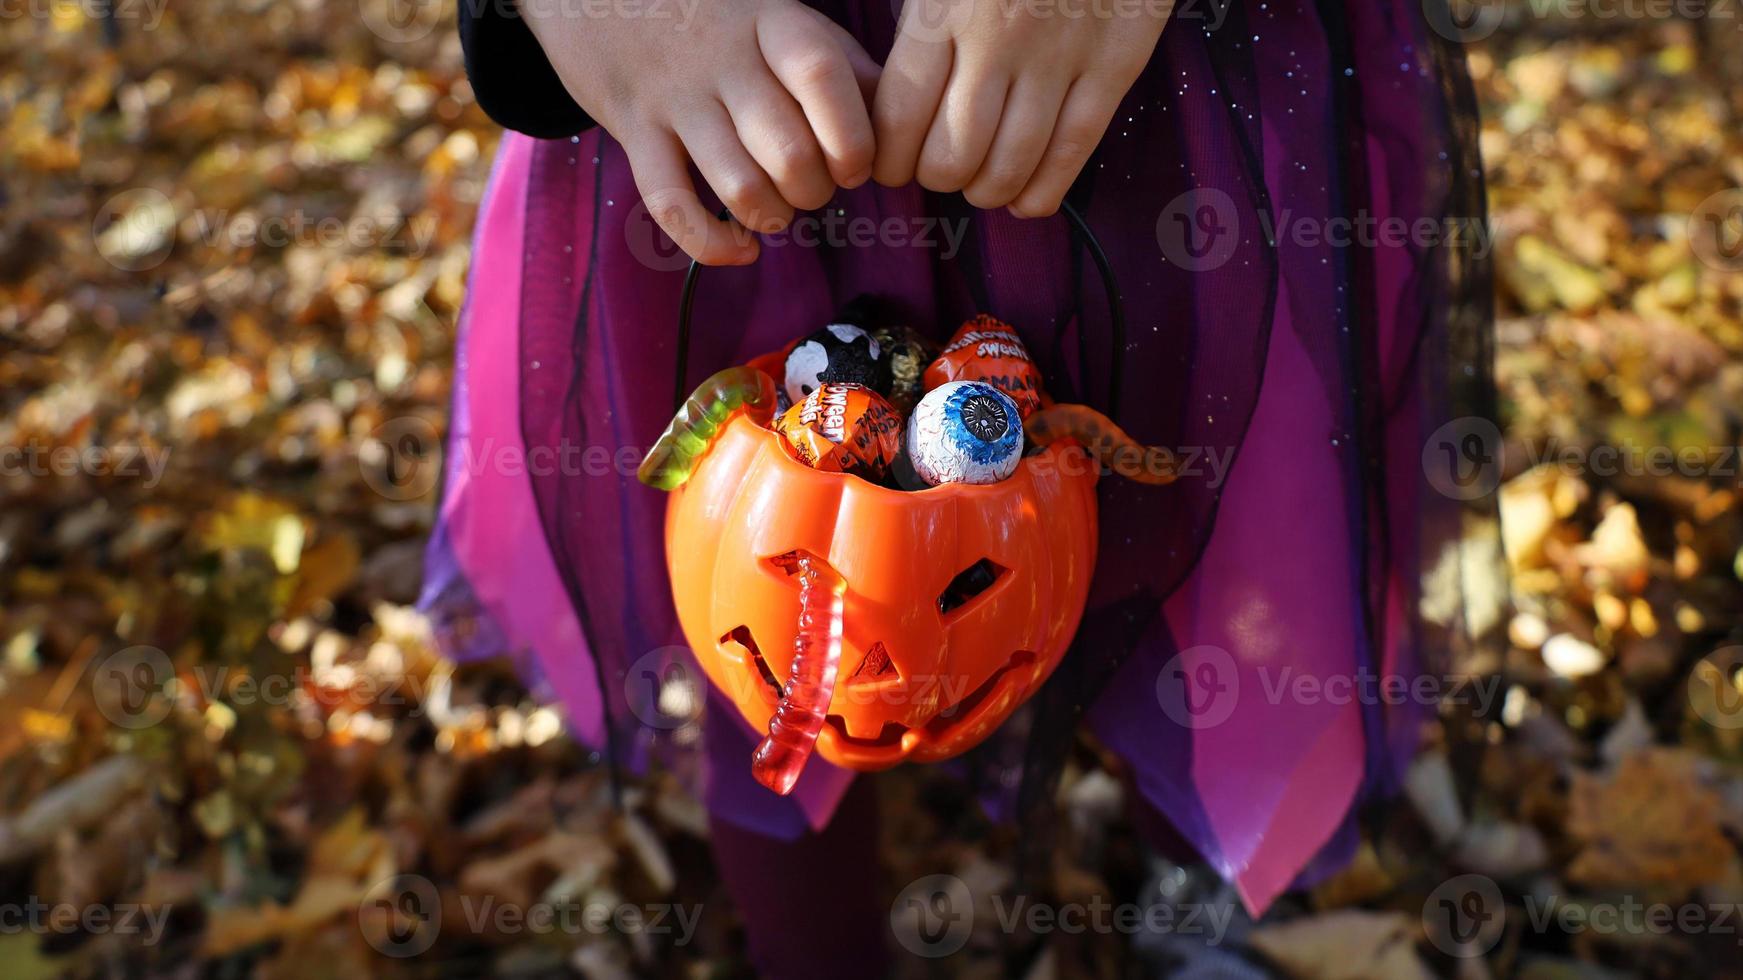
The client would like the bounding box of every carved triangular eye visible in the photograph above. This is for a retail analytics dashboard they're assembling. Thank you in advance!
[845,641,900,687]
[937,558,1007,618]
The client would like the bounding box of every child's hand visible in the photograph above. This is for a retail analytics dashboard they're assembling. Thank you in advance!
[871,0,1169,216]
[525,0,880,264]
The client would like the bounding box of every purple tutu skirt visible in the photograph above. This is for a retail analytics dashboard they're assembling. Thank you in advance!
[422,0,1495,916]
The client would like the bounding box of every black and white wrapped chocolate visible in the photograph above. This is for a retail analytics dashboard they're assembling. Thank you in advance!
[783,324,885,405]
[906,381,1024,486]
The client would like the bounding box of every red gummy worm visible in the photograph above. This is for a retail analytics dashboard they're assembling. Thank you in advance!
[750,554,845,795]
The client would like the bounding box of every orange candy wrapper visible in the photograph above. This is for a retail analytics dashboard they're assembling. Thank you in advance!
[775,382,902,478]
[922,314,1048,419]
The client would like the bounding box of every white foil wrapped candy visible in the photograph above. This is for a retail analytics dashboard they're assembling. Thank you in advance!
[906,381,1024,486]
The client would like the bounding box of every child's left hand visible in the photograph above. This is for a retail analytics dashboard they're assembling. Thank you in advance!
[871,0,1171,216]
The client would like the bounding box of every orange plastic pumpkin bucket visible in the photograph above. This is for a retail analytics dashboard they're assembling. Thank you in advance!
[658,202,1126,772]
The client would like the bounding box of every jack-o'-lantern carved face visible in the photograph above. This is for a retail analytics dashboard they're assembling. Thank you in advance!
[664,410,1098,771]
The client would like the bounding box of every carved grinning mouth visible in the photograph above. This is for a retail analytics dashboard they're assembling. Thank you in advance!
[724,551,1029,755]
[823,649,1038,749]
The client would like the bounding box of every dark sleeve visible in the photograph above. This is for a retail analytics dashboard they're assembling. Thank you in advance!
[458,0,595,138]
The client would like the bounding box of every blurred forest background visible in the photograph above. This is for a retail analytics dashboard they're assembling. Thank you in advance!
[2,2,1742,978]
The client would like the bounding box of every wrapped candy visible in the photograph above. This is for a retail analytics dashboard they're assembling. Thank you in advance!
[868,323,937,415]
[922,314,1047,419]
[783,324,886,405]
[637,367,778,491]
[1027,404,1181,485]
[907,381,1023,486]
[776,383,902,478]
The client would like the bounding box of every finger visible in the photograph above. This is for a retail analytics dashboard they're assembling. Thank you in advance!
[726,77,836,211]
[816,15,882,106]
[622,131,758,267]
[871,31,952,187]
[962,77,1066,209]
[915,63,1009,194]
[675,103,795,235]
[759,14,877,190]
[1009,79,1123,218]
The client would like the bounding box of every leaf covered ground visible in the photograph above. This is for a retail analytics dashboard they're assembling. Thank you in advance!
[1,5,1741,979]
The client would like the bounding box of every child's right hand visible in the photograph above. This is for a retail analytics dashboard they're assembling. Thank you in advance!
[524,0,880,265]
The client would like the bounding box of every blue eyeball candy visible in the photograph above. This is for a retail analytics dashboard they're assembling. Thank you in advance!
[784,324,884,405]
[906,381,1023,486]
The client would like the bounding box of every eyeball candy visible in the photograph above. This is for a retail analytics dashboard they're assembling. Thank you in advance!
[922,315,1048,419]
[783,323,885,405]
[907,381,1023,486]
[868,324,937,415]
[776,382,902,478]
